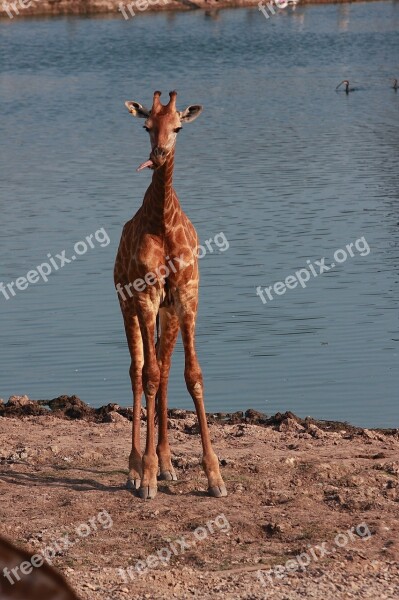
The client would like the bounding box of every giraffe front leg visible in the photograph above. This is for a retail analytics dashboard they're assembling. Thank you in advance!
[127,376,142,490]
[179,307,227,498]
[127,358,143,491]
[140,368,160,500]
[137,298,160,500]
[156,309,179,482]
[121,309,144,491]
[127,449,142,491]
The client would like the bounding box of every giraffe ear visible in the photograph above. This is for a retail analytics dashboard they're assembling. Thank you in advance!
[179,104,203,123]
[125,101,151,119]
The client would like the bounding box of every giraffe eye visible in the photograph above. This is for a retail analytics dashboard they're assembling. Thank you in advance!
[174,127,182,133]
[143,125,150,132]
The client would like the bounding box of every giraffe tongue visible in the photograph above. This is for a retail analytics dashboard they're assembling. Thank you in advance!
[136,159,154,172]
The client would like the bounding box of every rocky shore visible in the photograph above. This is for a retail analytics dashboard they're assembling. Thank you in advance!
[0,393,303,425]
[0,394,398,599]
[1,393,397,434]
[0,0,387,21]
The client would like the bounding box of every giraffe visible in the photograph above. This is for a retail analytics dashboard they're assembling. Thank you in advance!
[0,535,80,599]
[114,90,227,500]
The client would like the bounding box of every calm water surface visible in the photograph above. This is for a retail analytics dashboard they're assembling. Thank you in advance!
[0,2,398,427]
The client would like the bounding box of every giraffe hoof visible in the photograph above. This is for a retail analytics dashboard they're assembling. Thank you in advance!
[126,478,141,491]
[139,485,158,500]
[208,485,228,498]
[158,470,177,481]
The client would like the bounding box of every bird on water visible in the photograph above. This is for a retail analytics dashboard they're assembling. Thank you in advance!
[336,80,355,93]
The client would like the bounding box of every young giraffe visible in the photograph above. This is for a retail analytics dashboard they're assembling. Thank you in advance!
[114,90,227,500]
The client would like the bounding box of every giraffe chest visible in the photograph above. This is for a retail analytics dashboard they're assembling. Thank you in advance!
[127,250,197,287]
[128,226,196,273]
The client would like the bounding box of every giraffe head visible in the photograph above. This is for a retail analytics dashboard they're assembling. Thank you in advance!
[125,91,203,171]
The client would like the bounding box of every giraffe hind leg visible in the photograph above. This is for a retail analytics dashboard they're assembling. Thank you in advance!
[178,297,227,497]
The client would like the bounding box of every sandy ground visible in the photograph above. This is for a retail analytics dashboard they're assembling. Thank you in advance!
[0,396,398,599]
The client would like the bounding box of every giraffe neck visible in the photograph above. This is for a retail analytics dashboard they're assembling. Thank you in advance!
[143,148,180,231]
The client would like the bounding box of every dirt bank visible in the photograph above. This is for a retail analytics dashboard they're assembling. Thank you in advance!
[0,395,398,598]
[0,396,399,600]
[0,0,387,21]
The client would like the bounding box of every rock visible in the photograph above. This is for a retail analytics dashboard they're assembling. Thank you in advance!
[221,458,236,467]
[234,424,246,437]
[244,409,268,424]
[279,417,304,433]
[386,479,398,489]
[262,522,284,536]
[363,428,378,439]
[375,462,399,476]
[2,446,32,463]
[172,455,199,469]
[117,407,133,421]
[102,411,126,424]
[48,395,95,420]
[228,411,244,424]
[348,475,365,487]
[96,403,122,422]
[304,422,325,439]
[268,411,302,427]
[168,408,192,420]
[105,403,120,412]
[184,417,199,434]
[362,428,386,442]
[8,395,33,407]
[1,396,47,417]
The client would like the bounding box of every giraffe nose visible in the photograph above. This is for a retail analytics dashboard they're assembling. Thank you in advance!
[153,147,167,159]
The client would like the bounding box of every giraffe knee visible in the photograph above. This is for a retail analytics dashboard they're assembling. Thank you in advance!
[184,369,203,396]
[129,363,143,387]
[143,363,161,396]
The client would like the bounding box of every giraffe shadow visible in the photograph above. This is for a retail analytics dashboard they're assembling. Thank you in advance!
[0,465,213,498]
[0,467,125,493]
[156,486,209,498]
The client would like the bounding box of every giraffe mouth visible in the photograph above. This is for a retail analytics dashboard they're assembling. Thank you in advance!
[136,159,154,172]
[137,149,170,172]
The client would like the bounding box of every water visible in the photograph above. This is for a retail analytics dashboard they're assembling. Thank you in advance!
[0,2,398,427]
